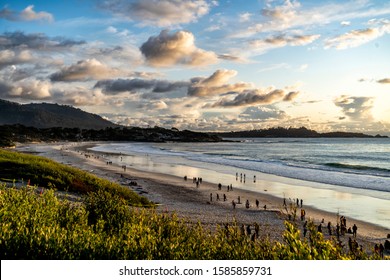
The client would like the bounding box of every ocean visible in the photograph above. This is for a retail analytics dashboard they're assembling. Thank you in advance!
[90,138,390,230]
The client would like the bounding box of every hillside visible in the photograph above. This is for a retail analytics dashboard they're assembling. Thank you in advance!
[213,127,388,138]
[0,99,116,129]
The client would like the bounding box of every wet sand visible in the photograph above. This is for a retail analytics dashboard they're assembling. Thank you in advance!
[15,142,390,252]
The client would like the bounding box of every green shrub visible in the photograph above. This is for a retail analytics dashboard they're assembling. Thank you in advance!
[1,184,377,260]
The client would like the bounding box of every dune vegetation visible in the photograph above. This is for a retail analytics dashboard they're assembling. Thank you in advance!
[0,149,383,260]
[0,148,151,207]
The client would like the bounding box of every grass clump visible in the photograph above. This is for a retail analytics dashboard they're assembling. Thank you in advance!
[0,148,151,207]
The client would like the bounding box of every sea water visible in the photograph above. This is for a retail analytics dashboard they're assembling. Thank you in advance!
[90,138,390,230]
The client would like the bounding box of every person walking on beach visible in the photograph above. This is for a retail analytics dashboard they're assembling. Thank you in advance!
[216,194,220,201]
[303,221,308,237]
[300,199,303,208]
[327,221,332,235]
[232,200,236,209]
[246,199,250,209]
[317,224,322,233]
[246,224,251,236]
[254,222,260,238]
[210,193,212,202]
[256,199,259,208]
[379,243,384,259]
[223,194,227,202]
[352,223,357,238]
[300,208,305,221]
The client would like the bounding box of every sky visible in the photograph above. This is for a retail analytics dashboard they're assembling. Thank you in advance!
[0,0,389,134]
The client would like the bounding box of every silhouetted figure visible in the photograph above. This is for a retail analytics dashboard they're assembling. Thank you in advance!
[218,183,222,190]
[254,222,260,237]
[283,198,286,207]
[303,221,308,237]
[300,208,305,221]
[216,194,220,201]
[300,199,303,208]
[246,224,251,236]
[379,243,384,259]
[255,199,259,208]
[251,233,256,242]
[232,200,236,209]
[336,223,340,240]
[327,221,332,235]
[238,196,241,204]
[210,193,212,202]
[348,237,353,252]
[223,193,227,201]
[245,199,250,209]
[318,224,322,233]
[374,244,379,255]
[263,204,267,210]
[352,224,357,238]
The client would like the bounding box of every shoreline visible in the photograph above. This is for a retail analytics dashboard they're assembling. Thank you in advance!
[14,141,390,251]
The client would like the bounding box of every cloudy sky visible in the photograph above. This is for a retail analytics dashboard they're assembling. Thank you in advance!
[1,0,389,134]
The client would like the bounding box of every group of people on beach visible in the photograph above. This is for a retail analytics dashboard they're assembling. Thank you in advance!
[235,172,257,183]
[223,222,262,241]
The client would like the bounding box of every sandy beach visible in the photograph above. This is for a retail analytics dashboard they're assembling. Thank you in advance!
[15,142,390,254]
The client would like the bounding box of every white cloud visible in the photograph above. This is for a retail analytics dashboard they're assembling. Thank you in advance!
[50,58,125,82]
[234,0,390,37]
[334,95,374,120]
[0,5,54,22]
[140,30,218,67]
[250,33,320,53]
[99,0,210,27]
[325,22,390,49]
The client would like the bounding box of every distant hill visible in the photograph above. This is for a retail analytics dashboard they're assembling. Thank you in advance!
[212,127,388,138]
[0,99,117,129]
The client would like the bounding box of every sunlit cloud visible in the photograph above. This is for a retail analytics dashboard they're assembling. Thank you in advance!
[325,20,390,49]
[98,0,210,27]
[249,33,320,53]
[334,95,374,120]
[377,78,390,84]
[0,5,54,22]
[209,89,295,107]
[0,49,34,69]
[239,106,288,121]
[0,79,52,100]
[50,59,125,82]
[140,30,218,67]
